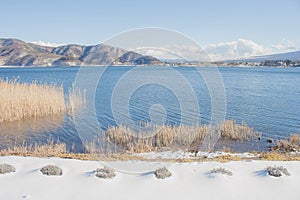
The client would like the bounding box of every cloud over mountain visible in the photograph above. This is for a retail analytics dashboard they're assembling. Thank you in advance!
[30,41,64,47]
[204,38,297,60]
[132,39,297,61]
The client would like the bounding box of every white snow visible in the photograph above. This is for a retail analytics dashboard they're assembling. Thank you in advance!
[1,156,300,200]
[135,150,256,159]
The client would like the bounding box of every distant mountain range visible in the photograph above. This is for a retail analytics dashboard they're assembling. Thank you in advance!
[1,38,299,67]
[0,38,162,66]
[230,50,300,62]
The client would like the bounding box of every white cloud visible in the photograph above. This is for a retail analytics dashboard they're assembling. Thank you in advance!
[204,39,269,60]
[133,45,210,61]
[137,38,297,61]
[204,38,297,60]
[271,38,296,51]
[30,41,63,47]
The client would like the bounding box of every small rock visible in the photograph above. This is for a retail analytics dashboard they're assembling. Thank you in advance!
[267,139,274,143]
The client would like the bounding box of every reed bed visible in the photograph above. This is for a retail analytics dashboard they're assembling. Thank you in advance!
[97,120,259,153]
[1,134,300,162]
[271,134,300,152]
[219,120,258,141]
[0,139,67,157]
[0,79,85,123]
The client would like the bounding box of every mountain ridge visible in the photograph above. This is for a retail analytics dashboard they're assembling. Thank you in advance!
[0,38,162,66]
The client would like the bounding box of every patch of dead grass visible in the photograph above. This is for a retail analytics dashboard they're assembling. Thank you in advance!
[270,134,300,152]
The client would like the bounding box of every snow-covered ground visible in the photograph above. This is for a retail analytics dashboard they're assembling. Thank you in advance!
[1,156,300,200]
[135,150,256,159]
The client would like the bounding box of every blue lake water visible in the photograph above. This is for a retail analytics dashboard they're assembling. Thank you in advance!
[0,66,299,152]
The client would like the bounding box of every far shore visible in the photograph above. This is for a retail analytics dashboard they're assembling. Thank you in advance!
[1,64,300,68]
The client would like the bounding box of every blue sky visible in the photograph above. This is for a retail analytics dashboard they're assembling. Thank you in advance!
[1,0,299,59]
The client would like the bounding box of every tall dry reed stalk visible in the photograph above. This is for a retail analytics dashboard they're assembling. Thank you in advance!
[68,83,86,113]
[0,79,85,122]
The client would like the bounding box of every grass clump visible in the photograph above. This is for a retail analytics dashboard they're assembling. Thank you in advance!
[271,134,300,152]
[266,166,290,177]
[211,167,233,176]
[95,167,116,179]
[219,120,258,141]
[0,164,16,174]
[154,167,172,179]
[40,165,63,176]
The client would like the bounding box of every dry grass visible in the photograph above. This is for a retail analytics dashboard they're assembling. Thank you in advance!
[68,83,86,113]
[219,120,259,141]
[0,79,66,122]
[95,167,116,179]
[0,164,16,174]
[40,165,63,176]
[101,125,210,153]
[2,140,300,162]
[154,167,172,179]
[211,167,233,176]
[258,151,300,161]
[0,79,85,123]
[266,166,290,177]
[0,138,67,157]
[102,121,259,153]
[270,134,300,152]
[290,134,300,146]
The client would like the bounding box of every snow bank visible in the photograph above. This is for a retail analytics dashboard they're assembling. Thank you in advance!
[0,156,300,200]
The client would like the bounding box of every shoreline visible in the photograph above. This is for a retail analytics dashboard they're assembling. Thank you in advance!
[1,65,300,68]
[1,149,300,162]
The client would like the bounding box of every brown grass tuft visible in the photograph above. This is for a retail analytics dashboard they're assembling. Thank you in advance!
[219,120,258,141]
[290,134,300,146]
[270,134,300,152]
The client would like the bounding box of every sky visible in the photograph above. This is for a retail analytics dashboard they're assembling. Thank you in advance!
[0,0,300,60]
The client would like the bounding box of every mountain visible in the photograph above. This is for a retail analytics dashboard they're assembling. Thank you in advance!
[0,38,163,66]
[234,50,300,62]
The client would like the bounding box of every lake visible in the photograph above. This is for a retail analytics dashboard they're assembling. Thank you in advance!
[0,66,299,152]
